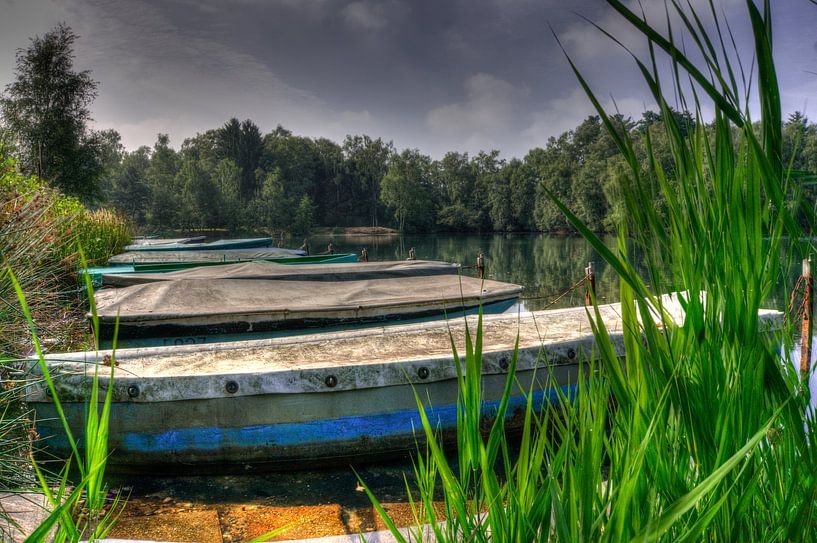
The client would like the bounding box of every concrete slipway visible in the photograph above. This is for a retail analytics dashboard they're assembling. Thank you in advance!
[25,294,782,470]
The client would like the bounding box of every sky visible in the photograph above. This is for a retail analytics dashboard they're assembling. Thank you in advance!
[1,0,816,159]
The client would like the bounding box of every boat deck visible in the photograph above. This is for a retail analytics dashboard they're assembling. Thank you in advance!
[35,293,783,402]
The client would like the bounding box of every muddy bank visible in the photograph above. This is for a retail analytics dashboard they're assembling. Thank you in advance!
[107,460,444,542]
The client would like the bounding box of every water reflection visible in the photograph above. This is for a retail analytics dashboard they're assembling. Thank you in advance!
[311,233,620,311]
[307,232,805,313]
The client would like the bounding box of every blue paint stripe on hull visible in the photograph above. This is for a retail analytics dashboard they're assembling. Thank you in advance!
[119,385,575,454]
[37,385,576,464]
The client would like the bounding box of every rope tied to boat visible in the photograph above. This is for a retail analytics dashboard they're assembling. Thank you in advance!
[519,275,590,308]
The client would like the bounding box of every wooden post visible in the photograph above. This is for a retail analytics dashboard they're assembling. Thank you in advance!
[584,262,596,306]
[476,251,485,279]
[801,256,813,377]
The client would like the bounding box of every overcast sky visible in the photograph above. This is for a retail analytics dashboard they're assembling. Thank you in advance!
[1,0,816,159]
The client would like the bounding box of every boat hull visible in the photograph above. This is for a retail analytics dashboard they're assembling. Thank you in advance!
[29,295,777,470]
[32,367,577,469]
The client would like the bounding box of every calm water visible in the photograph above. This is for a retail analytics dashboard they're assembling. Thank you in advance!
[304,231,802,312]
[309,232,623,311]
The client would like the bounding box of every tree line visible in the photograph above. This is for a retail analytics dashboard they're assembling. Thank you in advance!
[100,110,817,234]
[3,25,817,236]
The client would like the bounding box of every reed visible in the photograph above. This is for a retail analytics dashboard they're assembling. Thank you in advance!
[1,152,131,357]
[3,252,124,541]
[365,1,817,540]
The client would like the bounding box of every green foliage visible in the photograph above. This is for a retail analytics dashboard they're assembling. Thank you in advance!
[366,1,817,540]
[380,149,436,232]
[4,260,124,541]
[1,153,130,356]
[99,112,817,236]
[0,24,111,203]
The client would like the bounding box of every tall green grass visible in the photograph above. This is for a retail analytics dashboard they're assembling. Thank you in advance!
[366,1,817,540]
[1,252,123,541]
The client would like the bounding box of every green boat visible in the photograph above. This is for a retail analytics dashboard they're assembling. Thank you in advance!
[81,253,359,288]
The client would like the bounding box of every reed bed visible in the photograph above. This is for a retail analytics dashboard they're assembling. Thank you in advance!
[1,258,123,541]
[365,1,817,541]
[1,154,129,537]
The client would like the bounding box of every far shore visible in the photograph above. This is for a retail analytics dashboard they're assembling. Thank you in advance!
[310,226,399,237]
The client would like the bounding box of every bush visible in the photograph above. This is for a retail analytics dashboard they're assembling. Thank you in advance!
[1,154,131,356]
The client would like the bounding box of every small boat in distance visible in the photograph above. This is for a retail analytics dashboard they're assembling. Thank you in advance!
[123,237,273,251]
[82,253,359,287]
[129,236,206,246]
[109,247,306,264]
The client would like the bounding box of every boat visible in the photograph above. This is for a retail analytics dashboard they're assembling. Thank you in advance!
[28,294,778,469]
[108,247,309,264]
[99,260,460,287]
[123,237,274,252]
[82,253,359,288]
[129,236,206,246]
[92,273,525,341]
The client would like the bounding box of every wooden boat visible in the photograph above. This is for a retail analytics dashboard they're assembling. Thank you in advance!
[81,253,359,288]
[123,237,273,252]
[28,294,779,469]
[92,274,525,340]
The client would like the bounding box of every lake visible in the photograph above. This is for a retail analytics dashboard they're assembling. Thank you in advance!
[309,232,622,312]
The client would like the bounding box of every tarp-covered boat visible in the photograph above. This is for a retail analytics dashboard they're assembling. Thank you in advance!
[109,247,308,264]
[83,253,359,287]
[93,274,524,340]
[102,260,460,287]
[123,237,273,251]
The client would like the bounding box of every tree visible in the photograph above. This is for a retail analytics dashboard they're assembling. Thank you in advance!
[110,146,151,225]
[343,135,393,227]
[380,149,436,232]
[0,24,104,201]
[217,118,263,200]
[146,134,180,227]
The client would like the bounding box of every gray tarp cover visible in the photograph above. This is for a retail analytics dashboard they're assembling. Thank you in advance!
[108,247,305,264]
[103,260,460,287]
[94,275,523,324]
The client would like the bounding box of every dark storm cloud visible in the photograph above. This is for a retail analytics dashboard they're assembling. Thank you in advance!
[2,0,816,158]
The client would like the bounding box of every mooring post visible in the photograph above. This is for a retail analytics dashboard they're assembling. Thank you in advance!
[801,256,813,378]
[477,250,485,279]
[361,248,369,262]
[584,261,596,306]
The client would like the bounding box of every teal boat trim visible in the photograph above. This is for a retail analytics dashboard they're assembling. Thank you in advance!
[80,253,359,287]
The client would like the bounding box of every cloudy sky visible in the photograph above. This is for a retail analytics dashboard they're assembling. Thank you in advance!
[1,0,816,159]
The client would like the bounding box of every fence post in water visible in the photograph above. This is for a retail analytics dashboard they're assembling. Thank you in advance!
[476,250,485,279]
[584,262,596,306]
[801,256,813,378]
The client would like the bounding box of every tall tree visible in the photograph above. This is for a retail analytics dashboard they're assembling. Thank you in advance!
[216,118,263,200]
[380,149,436,232]
[342,135,393,227]
[0,24,104,201]
[110,146,151,225]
